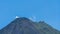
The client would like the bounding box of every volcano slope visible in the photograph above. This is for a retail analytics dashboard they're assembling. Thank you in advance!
[0,17,60,34]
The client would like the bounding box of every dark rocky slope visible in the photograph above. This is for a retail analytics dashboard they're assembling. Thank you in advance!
[0,17,60,34]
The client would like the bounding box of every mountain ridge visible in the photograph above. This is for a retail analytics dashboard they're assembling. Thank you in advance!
[0,17,60,34]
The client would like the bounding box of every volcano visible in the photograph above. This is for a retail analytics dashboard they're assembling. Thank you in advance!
[0,17,60,34]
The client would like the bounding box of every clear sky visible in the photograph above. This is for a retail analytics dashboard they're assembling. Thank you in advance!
[0,0,60,30]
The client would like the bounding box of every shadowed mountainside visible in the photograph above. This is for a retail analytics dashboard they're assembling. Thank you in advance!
[0,17,60,34]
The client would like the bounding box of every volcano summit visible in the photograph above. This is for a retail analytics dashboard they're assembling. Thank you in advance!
[0,17,60,34]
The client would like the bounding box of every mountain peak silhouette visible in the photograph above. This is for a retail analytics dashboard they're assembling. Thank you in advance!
[0,17,60,34]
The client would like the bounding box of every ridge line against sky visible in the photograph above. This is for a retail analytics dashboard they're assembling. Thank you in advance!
[0,0,60,30]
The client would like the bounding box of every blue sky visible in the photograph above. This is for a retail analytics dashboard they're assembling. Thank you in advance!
[0,0,60,30]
